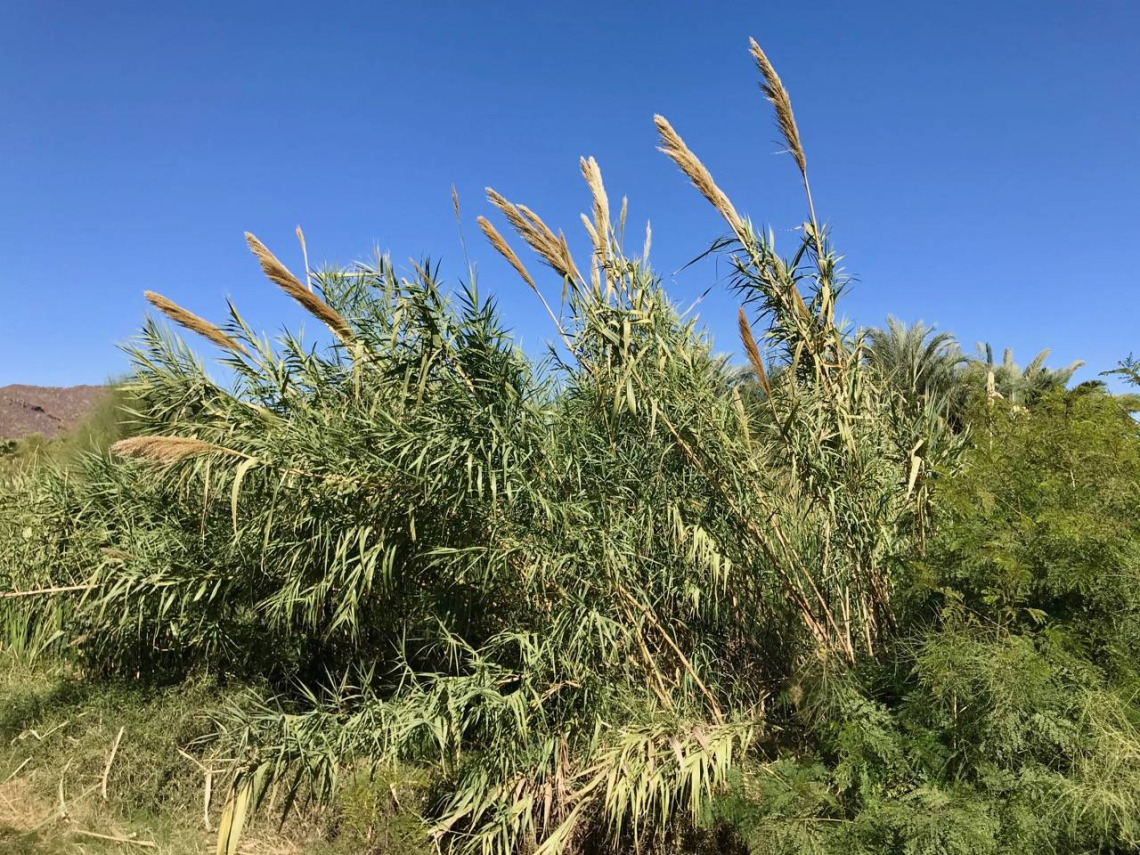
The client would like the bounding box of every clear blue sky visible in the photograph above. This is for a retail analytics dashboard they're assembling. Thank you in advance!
[2,1,1138,386]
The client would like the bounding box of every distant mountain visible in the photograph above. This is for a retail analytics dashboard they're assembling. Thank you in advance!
[0,385,109,440]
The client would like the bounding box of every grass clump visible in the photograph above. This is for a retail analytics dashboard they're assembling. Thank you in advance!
[0,661,221,852]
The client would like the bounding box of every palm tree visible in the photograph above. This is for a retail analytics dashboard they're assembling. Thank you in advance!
[865,317,965,408]
[972,344,1083,407]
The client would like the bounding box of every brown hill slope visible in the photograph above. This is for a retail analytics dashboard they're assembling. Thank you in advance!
[0,385,109,440]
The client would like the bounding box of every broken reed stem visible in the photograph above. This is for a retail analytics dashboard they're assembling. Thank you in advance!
[32,780,101,832]
[176,748,215,830]
[244,233,355,343]
[101,726,125,800]
[618,598,677,712]
[616,584,725,723]
[0,584,95,599]
[144,292,250,356]
[72,830,157,849]
[653,407,849,660]
[4,758,31,783]
[204,770,214,831]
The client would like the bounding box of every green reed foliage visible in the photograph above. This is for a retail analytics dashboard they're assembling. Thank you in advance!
[6,37,1136,855]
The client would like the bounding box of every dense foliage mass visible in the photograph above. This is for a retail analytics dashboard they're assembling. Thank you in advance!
[4,39,1140,855]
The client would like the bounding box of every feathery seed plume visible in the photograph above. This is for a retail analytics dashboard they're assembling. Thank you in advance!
[244,233,354,343]
[487,191,553,253]
[579,156,610,262]
[144,291,250,356]
[516,204,560,249]
[579,213,599,248]
[654,115,745,235]
[112,435,242,465]
[749,38,806,177]
[579,213,603,293]
[486,190,583,283]
[738,307,772,396]
[555,233,581,284]
[477,216,538,292]
[478,214,576,356]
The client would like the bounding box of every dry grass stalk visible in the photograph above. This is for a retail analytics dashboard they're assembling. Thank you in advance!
[737,307,772,396]
[71,830,156,849]
[144,292,250,356]
[653,115,744,235]
[111,435,241,464]
[101,726,125,800]
[295,225,312,292]
[244,233,355,343]
[748,38,806,177]
[486,189,583,283]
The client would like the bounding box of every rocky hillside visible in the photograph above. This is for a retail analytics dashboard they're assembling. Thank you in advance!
[0,385,109,440]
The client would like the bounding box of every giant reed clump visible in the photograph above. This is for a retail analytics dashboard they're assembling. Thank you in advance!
[5,37,1140,855]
